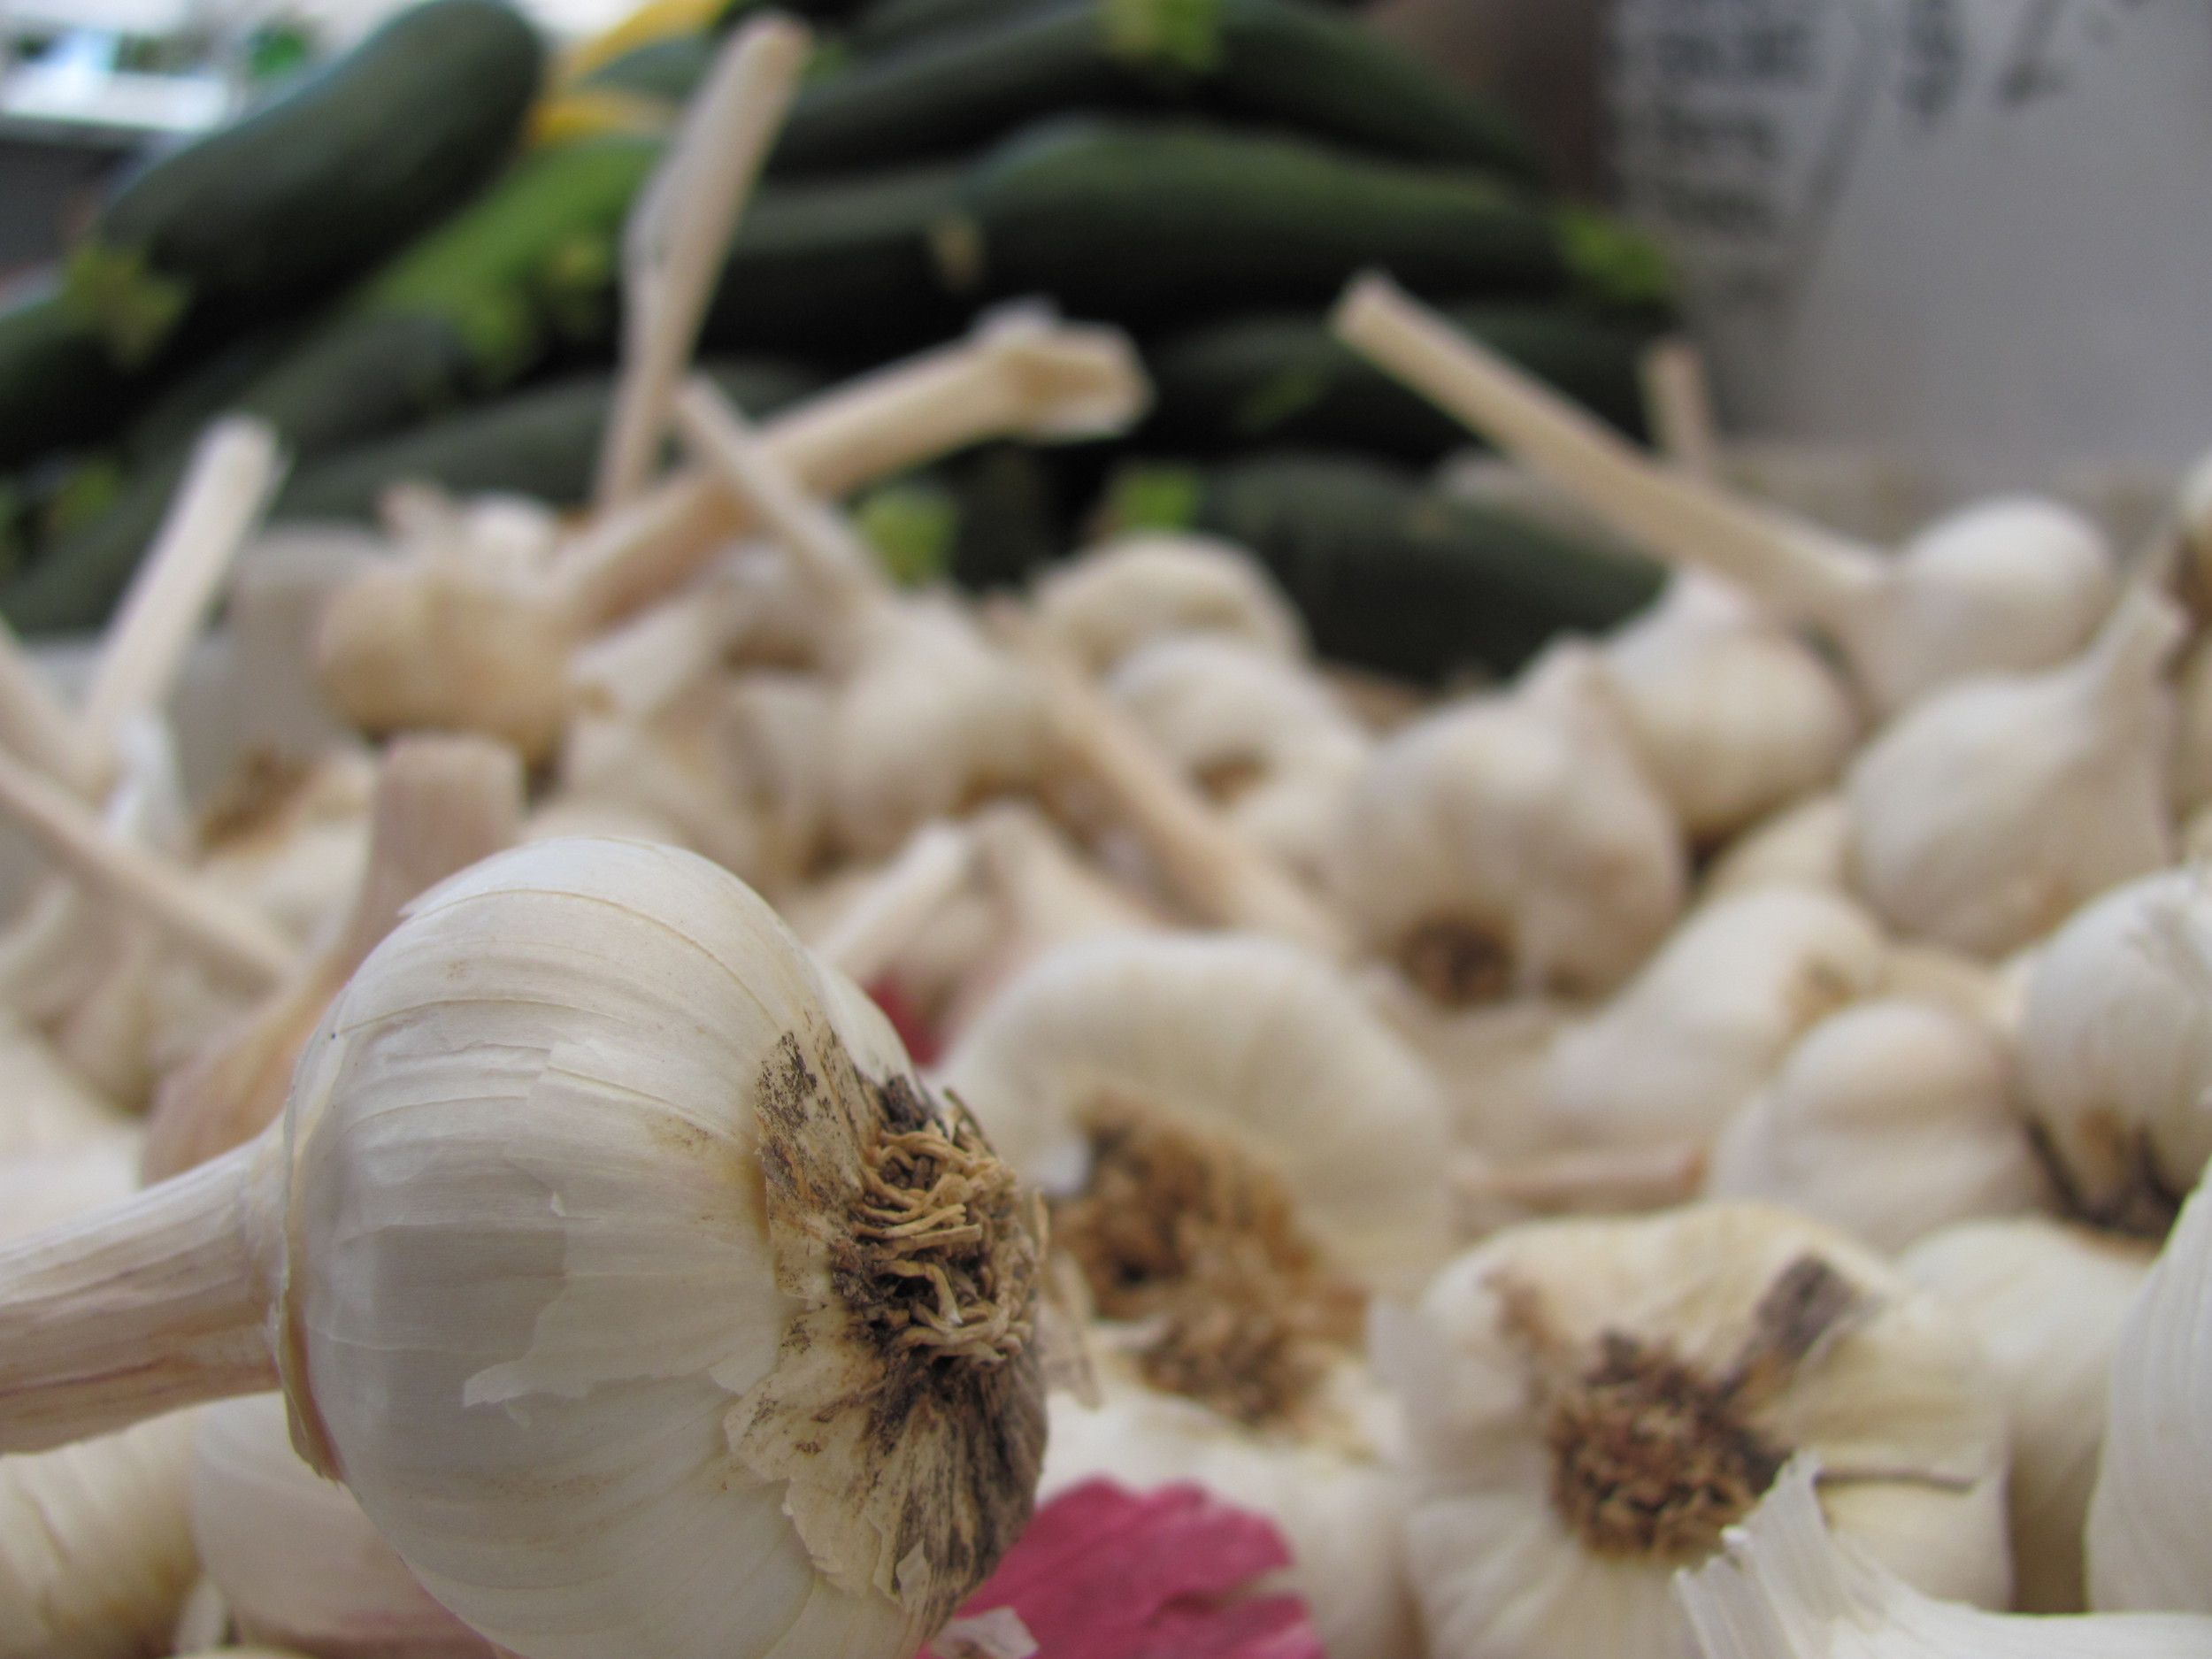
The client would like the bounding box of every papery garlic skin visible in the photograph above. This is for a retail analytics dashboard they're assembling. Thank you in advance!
[2087,1174,2212,1614]
[1387,1204,2011,1659]
[191,1394,493,1659]
[1106,634,1371,884]
[1901,1217,2154,1612]
[1705,1000,2050,1254]
[1040,1352,1418,1659]
[935,930,1452,1290]
[276,838,1043,1659]
[1033,533,1304,672]
[1542,885,1888,1154]
[0,1408,204,1659]
[2018,869,2212,1233]
[1676,1455,2210,1659]
[1845,584,2182,958]
[1600,572,1858,844]
[1331,646,1686,1005]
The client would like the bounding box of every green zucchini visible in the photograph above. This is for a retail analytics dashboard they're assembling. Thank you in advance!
[950,119,1563,328]
[0,284,141,471]
[772,0,1536,180]
[274,357,822,520]
[1113,449,1663,682]
[65,0,542,368]
[576,32,715,102]
[847,0,1038,55]
[1144,303,1655,462]
[6,134,656,634]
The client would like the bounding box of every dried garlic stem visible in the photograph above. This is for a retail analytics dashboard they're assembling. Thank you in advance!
[816,819,977,987]
[1333,274,1876,624]
[991,608,1349,958]
[0,1135,286,1452]
[595,17,810,510]
[1455,1143,1706,1219]
[0,745,292,988]
[0,617,101,797]
[1640,337,1721,482]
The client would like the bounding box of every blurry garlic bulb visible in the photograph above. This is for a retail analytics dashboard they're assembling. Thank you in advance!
[1033,534,1304,672]
[1598,572,1858,843]
[190,1394,492,1659]
[1701,794,1849,904]
[1383,1203,2011,1659]
[1901,1217,2154,1612]
[1542,884,1888,1154]
[1106,634,1371,884]
[2018,868,2212,1236]
[1846,583,2183,958]
[0,1008,133,1156]
[0,1409,204,1659]
[1041,1348,1418,1659]
[1676,1455,2210,1659]
[936,930,1452,1291]
[1331,645,1686,1006]
[194,750,374,950]
[2166,630,2212,818]
[1360,972,1569,1160]
[2087,1172,2212,1613]
[723,671,838,883]
[559,686,771,879]
[0,839,1047,1659]
[1705,999,2050,1254]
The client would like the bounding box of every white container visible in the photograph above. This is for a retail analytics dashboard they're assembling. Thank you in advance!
[1609,0,2212,495]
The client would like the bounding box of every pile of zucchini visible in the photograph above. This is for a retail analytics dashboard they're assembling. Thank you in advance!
[0,0,1671,685]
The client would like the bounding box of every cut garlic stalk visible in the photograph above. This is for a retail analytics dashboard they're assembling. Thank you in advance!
[1330,643,1686,1006]
[2017,867,2212,1236]
[1705,999,2051,1254]
[1032,534,1305,672]
[936,929,1450,1291]
[1846,582,2183,958]
[1542,884,1888,1153]
[1901,1217,2154,1612]
[2087,1171,2212,1613]
[1333,273,2116,718]
[1384,1203,2012,1659]
[1676,1455,2210,1659]
[0,838,1046,1659]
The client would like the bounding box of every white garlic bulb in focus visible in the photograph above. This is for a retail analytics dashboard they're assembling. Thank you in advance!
[1845,584,2183,958]
[2018,868,2212,1236]
[1542,885,1888,1154]
[1705,999,2050,1254]
[1331,645,1686,1006]
[1599,572,1858,843]
[1385,1203,2011,1659]
[1033,533,1304,671]
[1901,1217,2154,1612]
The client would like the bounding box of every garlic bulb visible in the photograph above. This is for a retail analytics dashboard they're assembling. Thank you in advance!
[559,694,771,879]
[0,838,1047,1659]
[1901,1217,2154,1612]
[0,1006,133,1157]
[1040,1348,1418,1659]
[1033,534,1304,672]
[1845,583,2183,958]
[0,1141,141,1242]
[1360,971,1570,1159]
[194,750,375,950]
[2166,629,2212,818]
[1599,572,1858,844]
[1677,1455,2211,1659]
[1383,1202,2012,1659]
[1701,794,1850,904]
[1705,999,2050,1254]
[935,929,1452,1291]
[1331,644,1686,1006]
[0,1409,204,1659]
[1105,634,1371,884]
[2086,1171,2212,1613]
[1542,884,1889,1154]
[2017,868,2212,1235]
[191,1394,493,1659]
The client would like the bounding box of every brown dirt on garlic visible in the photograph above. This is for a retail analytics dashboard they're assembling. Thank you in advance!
[1055,1094,1364,1428]
[2028,1110,2181,1240]
[1401,917,1512,1005]
[1514,1254,1861,1563]
[731,1025,1046,1632]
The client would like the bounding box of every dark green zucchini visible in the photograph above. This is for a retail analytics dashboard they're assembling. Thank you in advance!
[576,32,715,101]
[950,119,1563,328]
[1144,303,1655,462]
[0,284,141,470]
[275,357,822,520]
[7,134,657,633]
[1118,449,1663,683]
[65,0,542,368]
[847,0,1037,55]
[772,0,1536,180]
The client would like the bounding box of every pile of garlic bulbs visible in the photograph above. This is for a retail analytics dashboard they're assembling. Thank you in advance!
[9,254,2212,1659]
